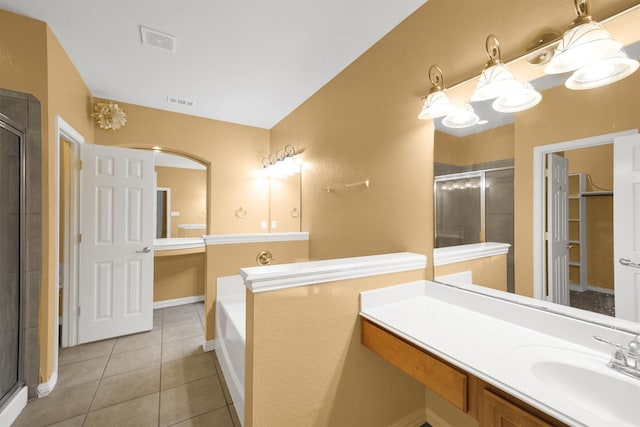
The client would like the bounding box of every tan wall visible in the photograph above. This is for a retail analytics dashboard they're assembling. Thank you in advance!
[93,101,271,235]
[204,240,309,341]
[156,166,207,238]
[245,270,427,427]
[154,252,205,301]
[586,196,614,289]
[434,255,508,292]
[514,71,640,297]
[565,145,613,191]
[434,125,514,167]
[1,10,94,382]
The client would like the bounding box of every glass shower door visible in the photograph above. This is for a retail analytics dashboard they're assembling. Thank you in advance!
[435,174,483,247]
[0,121,23,407]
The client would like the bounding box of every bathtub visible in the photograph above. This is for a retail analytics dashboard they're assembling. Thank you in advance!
[215,275,246,426]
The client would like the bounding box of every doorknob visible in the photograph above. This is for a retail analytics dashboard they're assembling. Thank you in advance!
[619,257,640,268]
[136,246,151,254]
[567,244,575,249]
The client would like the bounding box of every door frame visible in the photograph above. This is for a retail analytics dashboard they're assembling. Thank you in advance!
[532,129,637,300]
[156,187,171,238]
[56,116,84,356]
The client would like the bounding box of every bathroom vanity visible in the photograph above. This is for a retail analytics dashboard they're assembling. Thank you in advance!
[360,281,640,427]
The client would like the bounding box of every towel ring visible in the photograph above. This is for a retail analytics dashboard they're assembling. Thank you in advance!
[235,206,247,218]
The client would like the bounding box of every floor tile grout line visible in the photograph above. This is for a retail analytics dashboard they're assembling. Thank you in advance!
[80,338,116,426]
[82,389,162,419]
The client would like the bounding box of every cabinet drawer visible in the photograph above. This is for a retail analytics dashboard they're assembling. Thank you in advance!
[361,318,468,412]
[481,389,553,427]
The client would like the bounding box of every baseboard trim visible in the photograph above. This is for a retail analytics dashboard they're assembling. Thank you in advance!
[388,409,426,427]
[0,386,27,426]
[153,295,204,309]
[202,339,217,352]
[37,371,57,398]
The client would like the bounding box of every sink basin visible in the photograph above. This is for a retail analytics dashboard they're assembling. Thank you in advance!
[512,345,640,426]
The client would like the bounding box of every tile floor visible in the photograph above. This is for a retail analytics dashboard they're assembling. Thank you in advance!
[569,290,615,317]
[13,303,241,427]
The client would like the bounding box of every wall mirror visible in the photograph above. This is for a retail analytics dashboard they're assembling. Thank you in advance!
[153,151,208,239]
[269,172,301,233]
[432,8,640,327]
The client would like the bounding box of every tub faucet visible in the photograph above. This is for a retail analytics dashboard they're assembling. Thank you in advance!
[594,335,640,380]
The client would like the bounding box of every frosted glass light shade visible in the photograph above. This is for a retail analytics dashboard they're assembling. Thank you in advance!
[545,21,622,74]
[565,49,639,90]
[492,82,542,113]
[442,104,479,129]
[471,63,522,102]
[418,90,455,120]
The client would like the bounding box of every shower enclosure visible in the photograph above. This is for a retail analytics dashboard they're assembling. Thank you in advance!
[0,89,42,424]
[0,114,25,409]
[435,167,514,291]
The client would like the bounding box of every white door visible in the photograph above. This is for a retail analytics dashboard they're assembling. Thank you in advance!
[78,144,155,343]
[614,134,640,322]
[547,153,570,305]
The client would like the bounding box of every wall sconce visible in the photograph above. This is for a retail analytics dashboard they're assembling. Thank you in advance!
[261,144,301,177]
[545,0,638,89]
[418,65,455,119]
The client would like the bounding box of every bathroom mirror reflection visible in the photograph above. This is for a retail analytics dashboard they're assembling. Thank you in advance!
[153,151,207,238]
[269,170,302,233]
[433,34,640,322]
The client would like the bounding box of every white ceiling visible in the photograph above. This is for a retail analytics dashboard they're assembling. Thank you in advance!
[0,0,427,129]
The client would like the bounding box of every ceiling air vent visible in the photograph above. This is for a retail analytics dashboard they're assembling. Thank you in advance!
[140,26,177,53]
[167,96,195,107]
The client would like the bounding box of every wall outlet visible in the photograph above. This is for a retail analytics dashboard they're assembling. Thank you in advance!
[170,211,181,217]
[261,220,268,230]
[271,220,277,229]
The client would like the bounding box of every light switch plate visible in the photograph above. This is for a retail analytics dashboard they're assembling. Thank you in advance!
[171,211,181,217]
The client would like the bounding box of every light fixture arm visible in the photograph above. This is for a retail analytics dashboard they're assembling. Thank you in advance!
[428,65,446,91]
[571,0,592,27]
[485,34,503,67]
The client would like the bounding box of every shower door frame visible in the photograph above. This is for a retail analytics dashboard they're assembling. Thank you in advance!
[0,113,27,410]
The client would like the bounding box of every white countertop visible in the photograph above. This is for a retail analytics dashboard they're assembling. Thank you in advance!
[360,280,640,427]
[204,232,309,245]
[154,237,204,251]
[433,242,510,266]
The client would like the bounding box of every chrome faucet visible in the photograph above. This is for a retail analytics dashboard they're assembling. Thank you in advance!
[594,335,640,380]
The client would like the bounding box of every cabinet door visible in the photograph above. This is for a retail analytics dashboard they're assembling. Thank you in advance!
[480,389,552,427]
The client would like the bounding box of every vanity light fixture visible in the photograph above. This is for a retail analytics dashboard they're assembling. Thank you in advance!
[564,48,639,90]
[418,65,455,120]
[442,104,479,129]
[471,35,522,102]
[545,0,623,75]
[492,82,542,113]
[262,144,301,177]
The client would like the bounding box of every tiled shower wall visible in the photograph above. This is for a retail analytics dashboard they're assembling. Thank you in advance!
[0,89,42,398]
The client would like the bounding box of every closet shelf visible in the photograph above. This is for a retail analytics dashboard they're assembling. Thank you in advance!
[581,191,613,196]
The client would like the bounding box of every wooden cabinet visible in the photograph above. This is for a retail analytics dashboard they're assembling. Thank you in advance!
[361,318,468,412]
[361,318,567,427]
[480,389,552,427]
